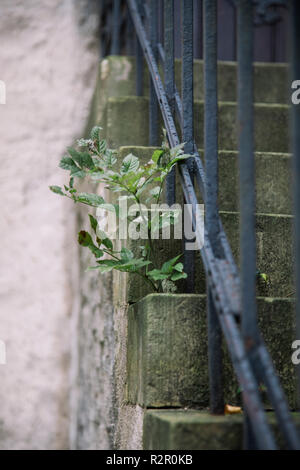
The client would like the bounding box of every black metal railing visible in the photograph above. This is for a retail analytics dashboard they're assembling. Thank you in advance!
[104,0,300,450]
[101,0,288,61]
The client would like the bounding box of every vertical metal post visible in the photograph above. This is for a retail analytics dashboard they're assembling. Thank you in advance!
[193,0,203,59]
[164,0,176,206]
[291,0,300,408]
[158,0,164,45]
[203,0,224,415]
[237,0,258,347]
[204,0,221,260]
[149,0,159,146]
[126,6,135,55]
[182,0,195,293]
[111,0,121,55]
[237,0,258,449]
[136,0,144,96]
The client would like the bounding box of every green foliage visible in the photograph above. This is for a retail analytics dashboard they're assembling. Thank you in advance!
[50,126,192,293]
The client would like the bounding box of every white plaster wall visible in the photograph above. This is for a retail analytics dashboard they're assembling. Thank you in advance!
[0,0,99,449]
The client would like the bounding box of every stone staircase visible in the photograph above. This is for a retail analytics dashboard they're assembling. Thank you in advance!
[90,56,300,449]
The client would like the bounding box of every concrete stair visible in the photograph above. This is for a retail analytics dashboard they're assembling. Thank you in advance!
[91,56,297,449]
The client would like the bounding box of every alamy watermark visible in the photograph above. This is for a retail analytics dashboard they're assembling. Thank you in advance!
[291,80,300,104]
[292,340,300,365]
[95,198,205,250]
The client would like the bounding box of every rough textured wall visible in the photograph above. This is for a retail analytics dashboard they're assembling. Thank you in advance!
[72,185,116,449]
[0,0,99,449]
[72,57,145,450]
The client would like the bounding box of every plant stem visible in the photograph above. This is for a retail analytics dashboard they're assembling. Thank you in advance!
[136,271,159,292]
[103,249,120,261]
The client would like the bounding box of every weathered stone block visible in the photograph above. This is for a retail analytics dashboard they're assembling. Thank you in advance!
[175,60,288,104]
[117,146,292,215]
[221,212,293,298]
[218,151,291,215]
[106,96,150,148]
[127,294,208,407]
[106,96,290,153]
[112,209,293,301]
[96,56,288,107]
[127,294,297,409]
[194,101,289,153]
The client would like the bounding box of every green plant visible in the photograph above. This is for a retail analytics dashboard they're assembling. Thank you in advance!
[50,126,191,293]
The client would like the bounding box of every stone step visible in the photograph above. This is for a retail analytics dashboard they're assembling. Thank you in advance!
[112,209,293,303]
[107,96,289,154]
[127,294,297,411]
[119,146,292,215]
[143,410,300,450]
[98,56,289,105]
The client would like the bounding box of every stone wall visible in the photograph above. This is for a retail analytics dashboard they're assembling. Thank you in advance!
[0,0,99,449]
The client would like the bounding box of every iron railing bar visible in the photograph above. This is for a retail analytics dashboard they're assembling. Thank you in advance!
[237,1,258,342]
[135,0,144,96]
[237,0,259,449]
[127,0,298,448]
[164,0,176,206]
[181,0,194,158]
[204,0,221,258]
[149,0,159,146]
[204,0,224,415]
[182,0,195,293]
[126,6,135,55]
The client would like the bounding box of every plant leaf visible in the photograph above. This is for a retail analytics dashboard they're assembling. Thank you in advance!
[151,149,164,164]
[76,193,105,207]
[59,156,77,171]
[161,254,182,274]
[120,247,134,261]
[103,149,117,167]
[170,272,187,281]
[121,153,139,174]
[70,167,86,179]
[147,269,169,281]
[89,214,98,233]
[174,262,184,272]
[49,185,65,196]
[91,126,102,140]
[102,237,113,250]
[78,230,93,246]
[78,230,103,258]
